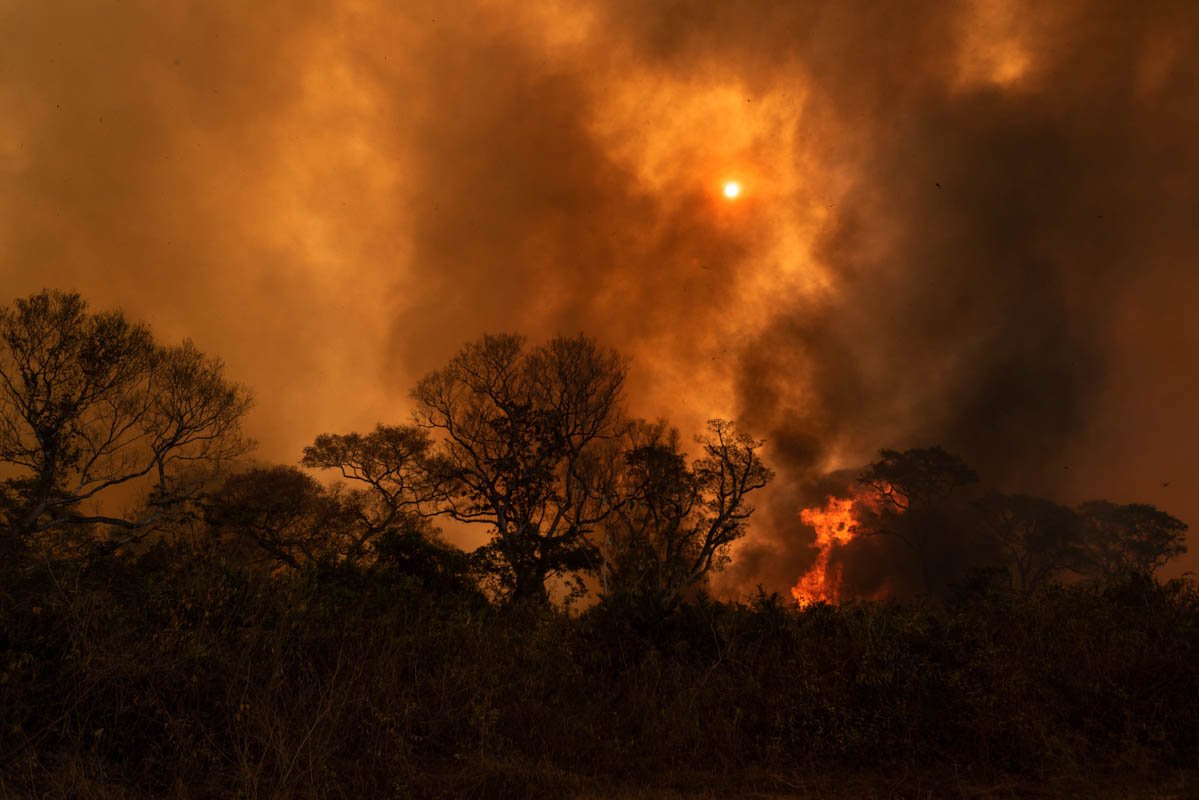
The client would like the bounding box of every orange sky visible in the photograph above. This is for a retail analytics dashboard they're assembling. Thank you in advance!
[2,0,1196,590]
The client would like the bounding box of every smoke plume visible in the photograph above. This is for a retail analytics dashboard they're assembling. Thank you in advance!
[2,0,1196,592]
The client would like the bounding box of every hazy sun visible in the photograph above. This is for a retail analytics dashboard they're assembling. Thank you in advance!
[722,180,742,199]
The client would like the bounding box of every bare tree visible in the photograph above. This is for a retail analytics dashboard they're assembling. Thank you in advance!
[412,333,626,603]
[599,419,772,619]
[0,290,252,541]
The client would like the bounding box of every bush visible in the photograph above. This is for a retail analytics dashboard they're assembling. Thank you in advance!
[2,544,1197,797]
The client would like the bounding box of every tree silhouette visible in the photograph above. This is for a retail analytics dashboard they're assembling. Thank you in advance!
[599,419,772,620]
[301,424,440,560]
[0,290,252,542]
[372,524,478,597]
[412,333,626,603]
[973,493,1083,593]
[207,465,355,569]
[1076,500,1187,580]
[856,446,978,593]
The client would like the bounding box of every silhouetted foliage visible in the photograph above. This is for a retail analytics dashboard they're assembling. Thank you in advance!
[599,419,772,622]
[0,290,252,545]
[412,333,626,603]
[3,541,1197,798]
[1076,500,1188,581]
[2,291,1196,797]
[856,446,979,593]
[858,446,980,515]
[973,493,1084,593]
[206,465,356,569]
[301,424,440,558]
[373,524,481,599]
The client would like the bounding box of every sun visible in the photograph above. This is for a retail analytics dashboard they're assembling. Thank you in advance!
[722,180,742,199]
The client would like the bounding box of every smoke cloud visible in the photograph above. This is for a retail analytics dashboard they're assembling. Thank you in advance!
[2,0,1196,591]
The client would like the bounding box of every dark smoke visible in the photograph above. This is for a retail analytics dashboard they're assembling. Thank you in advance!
[2,1,1196,592]
[604,0,1199,595]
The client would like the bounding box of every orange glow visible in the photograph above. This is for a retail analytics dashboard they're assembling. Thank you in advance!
[791,496,858,606]
[722,180,742,199]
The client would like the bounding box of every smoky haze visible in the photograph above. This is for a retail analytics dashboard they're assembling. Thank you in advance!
[2,1,1196,593]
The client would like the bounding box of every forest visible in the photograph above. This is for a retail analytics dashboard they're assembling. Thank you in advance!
[2,290,1196,798]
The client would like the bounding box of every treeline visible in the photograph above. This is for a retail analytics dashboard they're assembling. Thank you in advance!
[1,290,1196,797]
[0,290,772,617]
[820,446,1188,600]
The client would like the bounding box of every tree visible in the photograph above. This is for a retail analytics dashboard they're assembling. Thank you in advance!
[1076,501,1187,580]
[0,290,252,542]
[207,465,355,569]
[300,424,439,560]
[412,333,626,603]
[856,446,978,593]
[599,419,772,620]
[373,524,479,598]
[973,493,1083,593]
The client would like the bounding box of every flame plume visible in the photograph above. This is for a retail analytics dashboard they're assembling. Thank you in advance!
[791,496,858,606]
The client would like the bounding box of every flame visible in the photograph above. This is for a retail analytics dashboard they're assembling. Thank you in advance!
[791,496,858,606]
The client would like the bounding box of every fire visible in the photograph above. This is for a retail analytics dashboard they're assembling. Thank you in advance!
[791,496,858,606]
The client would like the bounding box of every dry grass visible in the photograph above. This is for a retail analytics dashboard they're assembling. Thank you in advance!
[3,552,1197,799]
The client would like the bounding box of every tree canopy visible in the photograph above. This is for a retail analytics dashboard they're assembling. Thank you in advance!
[599,419,772,620]
[2,290,1187,612]
[0,290,252,543]
[411,333,627,602]
[855,446,979,592]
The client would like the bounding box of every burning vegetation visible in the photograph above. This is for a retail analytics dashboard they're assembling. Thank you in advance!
[784,446,1190,609]
[791,496,859,606]
[3,0,1198,790]
[1,291,1197,796]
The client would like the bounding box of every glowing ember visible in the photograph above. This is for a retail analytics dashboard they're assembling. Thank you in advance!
[791,496,858,606]
[722,180,742,199]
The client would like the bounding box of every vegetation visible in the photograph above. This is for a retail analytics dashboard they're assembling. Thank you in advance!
[599,419,772,623]
[0,290,251,543]
[3,553,1196,797]
[411,333,628,603]
[1,291,1195,798]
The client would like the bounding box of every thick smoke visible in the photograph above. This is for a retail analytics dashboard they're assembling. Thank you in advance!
[2,1,1196,592]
